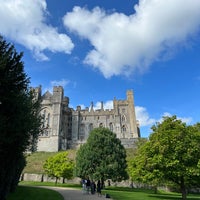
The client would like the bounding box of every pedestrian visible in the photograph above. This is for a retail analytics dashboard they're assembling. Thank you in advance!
[86,178,91,194]
[82,179,86,194]
[97,180,101,196]
[91,180,95,194]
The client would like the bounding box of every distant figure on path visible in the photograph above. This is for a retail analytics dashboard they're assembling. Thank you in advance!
[86,178,91,194]
[82,179,86,194]
[97,180,101,196]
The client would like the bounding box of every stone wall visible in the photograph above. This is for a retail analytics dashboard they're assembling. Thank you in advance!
[21,173,81,184]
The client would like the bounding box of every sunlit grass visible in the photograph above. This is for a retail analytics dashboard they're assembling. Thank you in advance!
[19,181,81,188]
[103,187,200,200]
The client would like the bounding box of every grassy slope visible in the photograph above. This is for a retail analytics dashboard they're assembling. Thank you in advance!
[23,150,76,174]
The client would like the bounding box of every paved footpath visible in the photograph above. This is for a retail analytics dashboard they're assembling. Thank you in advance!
[40,186,112,200]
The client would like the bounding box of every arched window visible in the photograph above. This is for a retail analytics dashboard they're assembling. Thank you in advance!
[122,125,126,132]
[99,123,103,127]
[121,115,126,122]
[109,123,113,132]
[79,124,85,140]
[47,113,50,127]
[122,125,126,138]
[89,123,93,133]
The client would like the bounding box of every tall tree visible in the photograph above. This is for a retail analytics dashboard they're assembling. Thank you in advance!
[75,127,128,185]
[0,36,41,200]
[43,151,74,184]
[129,116,200,200]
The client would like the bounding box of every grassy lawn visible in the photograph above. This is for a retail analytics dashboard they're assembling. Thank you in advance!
[103,187,200,200]
[9,181,200,200]
[7,186,64,200]
[19,181,81,188]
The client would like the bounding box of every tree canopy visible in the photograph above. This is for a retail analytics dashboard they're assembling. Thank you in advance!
[128,116,200,200]
[43,151,74,184]
[75,127,128,184]
[0,36,41,200]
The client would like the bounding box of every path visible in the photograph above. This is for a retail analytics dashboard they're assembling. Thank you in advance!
[39,186,112,200]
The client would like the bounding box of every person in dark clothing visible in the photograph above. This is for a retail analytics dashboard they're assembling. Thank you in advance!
[97,180,101,196]
[86,178,91,194]
[91,181,96,194]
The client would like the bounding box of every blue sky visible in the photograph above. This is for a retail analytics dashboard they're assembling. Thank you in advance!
[1,0,200,137]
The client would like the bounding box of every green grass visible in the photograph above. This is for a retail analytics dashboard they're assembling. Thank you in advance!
[23,152,58,174]
[7,186,64,200]
[18,182,200,200]
[103,187,200,200]
[19,181,81,188]
[23,150,76,174]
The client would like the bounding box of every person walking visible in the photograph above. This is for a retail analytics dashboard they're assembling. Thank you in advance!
[86,178,91,194]
[97,180,101,196]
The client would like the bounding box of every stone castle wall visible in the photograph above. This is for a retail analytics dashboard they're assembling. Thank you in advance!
[32,86,140,152]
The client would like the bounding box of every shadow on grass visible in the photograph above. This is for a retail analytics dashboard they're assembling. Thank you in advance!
[149,193,200,200]
[149,194,181,200]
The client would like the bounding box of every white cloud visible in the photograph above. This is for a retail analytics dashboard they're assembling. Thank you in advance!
[136,108,193,129]
[50,79,70,87]
[63,0,200,78]
[135,106,156,127]
[0,0,74,60]
[93,100,113,110]
[44,79,70,93]
[162,112,193,124]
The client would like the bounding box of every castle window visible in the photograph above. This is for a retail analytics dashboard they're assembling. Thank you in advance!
[121,115,126,122]
[47,113,50,127]
[109,123,113,132]
[122,108,126,113]
[79,124,85,140]
[89,123,93,133]
[122,125,126,132]
[99,123,103,127]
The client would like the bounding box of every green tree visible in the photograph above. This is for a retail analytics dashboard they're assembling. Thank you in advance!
[75,127,128,186]
[0,36,41,200]
[43,151,74,184]
[129,116,200,200]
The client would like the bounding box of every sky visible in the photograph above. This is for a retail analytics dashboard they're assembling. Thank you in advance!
[0,0,200,138]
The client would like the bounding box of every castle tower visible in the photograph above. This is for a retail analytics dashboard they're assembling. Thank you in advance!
[126,90,138,138]
[51,86,64,151]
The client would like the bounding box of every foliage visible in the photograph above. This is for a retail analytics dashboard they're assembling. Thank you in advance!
[75,127,128,183]
[128,116,200,200]
[43,151,74,184]
[0,36,41,200]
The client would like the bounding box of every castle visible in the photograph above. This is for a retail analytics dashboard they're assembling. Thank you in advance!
[32,86,140,152]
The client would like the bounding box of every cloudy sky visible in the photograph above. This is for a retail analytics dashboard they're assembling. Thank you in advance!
[1,0,200,137]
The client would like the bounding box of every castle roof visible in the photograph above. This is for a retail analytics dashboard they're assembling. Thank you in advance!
[42,91,52,99]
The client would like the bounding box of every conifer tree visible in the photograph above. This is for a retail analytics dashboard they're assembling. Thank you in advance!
[0,36,41,200]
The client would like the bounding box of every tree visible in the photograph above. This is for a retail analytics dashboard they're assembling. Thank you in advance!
[127,140,164,193]
[75,127,128,186]
[0,36,41,200]
[43,151,74,184]
[129,116,200,200]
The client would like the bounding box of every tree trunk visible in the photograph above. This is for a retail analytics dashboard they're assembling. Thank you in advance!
[180,178,187,200]
[153,185,157,194]
[55,177,58,185]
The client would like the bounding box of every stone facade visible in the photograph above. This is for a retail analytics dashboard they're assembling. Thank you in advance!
[32,86,140,152]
